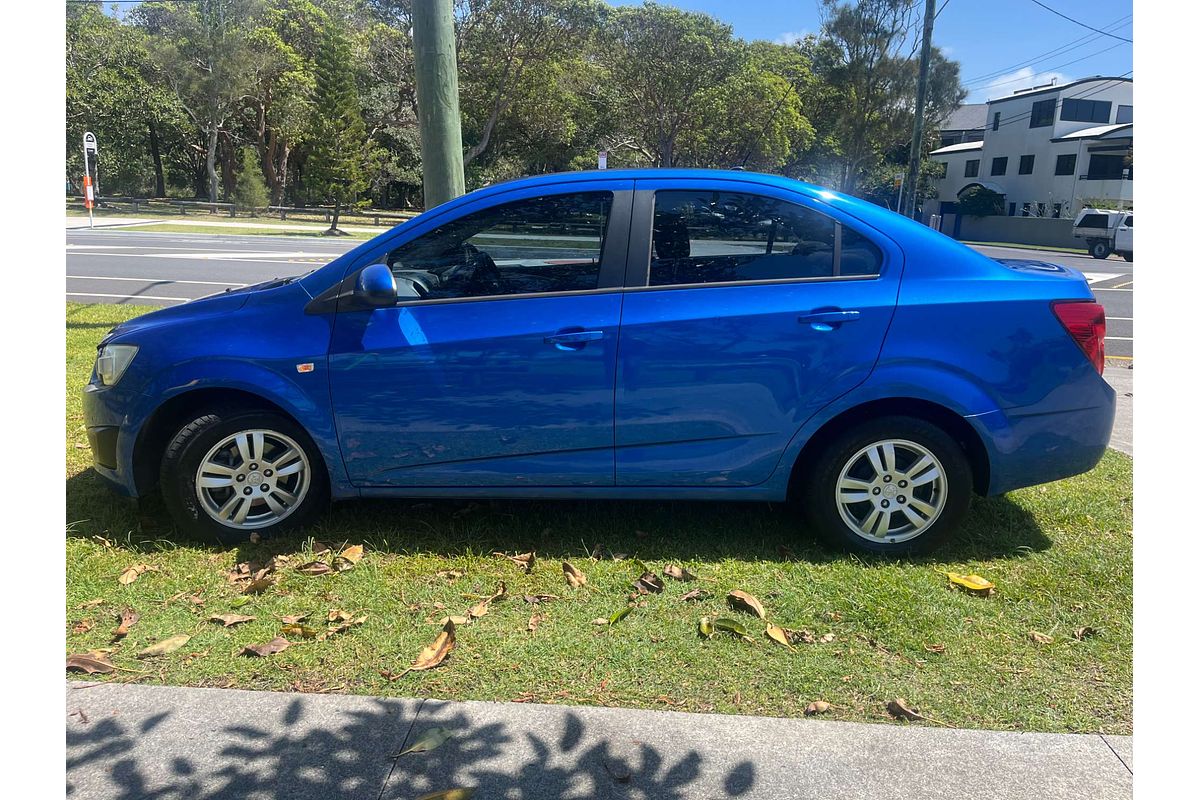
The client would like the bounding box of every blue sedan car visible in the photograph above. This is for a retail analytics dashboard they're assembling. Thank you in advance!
[82,169,1114,553]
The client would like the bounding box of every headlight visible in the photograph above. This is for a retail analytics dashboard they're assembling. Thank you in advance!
[95,344,139,386]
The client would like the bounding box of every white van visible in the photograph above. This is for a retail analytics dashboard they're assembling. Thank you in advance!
[1072,208,1132,261]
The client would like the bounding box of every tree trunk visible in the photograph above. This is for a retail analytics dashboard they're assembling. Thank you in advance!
[219,130,236,204]
[148,120,166,198]
[327,197,341,235]
[205,126,219,204]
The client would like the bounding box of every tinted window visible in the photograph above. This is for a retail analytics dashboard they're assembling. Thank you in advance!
[992,111,1000,131]
[649,190,881,286]
[1077,214,1109,229]
[383,192,611,301]
[1019,154,1035,174]
[1055,153,1077,176]
[1030,99,1056,128]
[1061,98,1112,123]
[1123,215,1132,227]
[1088,154,1125,180]
[991,157,1008,176]
[964,159,980,178]
[1116,104,1133,123]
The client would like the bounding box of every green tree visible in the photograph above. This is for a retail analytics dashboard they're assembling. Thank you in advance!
[598,2,744,167]
[233,146,271,213]
[306,20,372,234]
[958,185,1005,217]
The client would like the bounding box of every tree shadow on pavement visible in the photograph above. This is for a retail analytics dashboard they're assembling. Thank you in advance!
[66,688,756,799]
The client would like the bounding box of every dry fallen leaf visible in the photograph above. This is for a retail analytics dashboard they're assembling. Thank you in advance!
[397,726,454,756]
[72,619,95,635]
[522,593,558,605]
[118,564,155,585]
[436,569,465,580]
[282,624,322,639]
[321,615,367,639]
[765,622,795,650]
[494,551,535,572]
[137,634,191,659]
[527,613,545,634]
[662,564,696,581]
[592,617,610,626]
[281,613,310,625]
[789,629,817,645]
[804,701,831,716]
[209,614,256,628]
[296,561,333,576]
[680,588,710,603]
[77,598,105,610]
[436,615,470,626]
[468,582,507,620]
[887,698,950,726]
[240,636,291,657]
[633,572,664,594]
[819,632,836,644]
[563,561,587,588]
[66,653,116,674]
[415,790,475,800]
[944,572,996,595]
[338,544,365,564]
[727,590,766,619]
[923,643,946,653]
[387,620,457,679]
[1073,626,1098,640]
[1029,630,1054,644]
[112,609,140,640]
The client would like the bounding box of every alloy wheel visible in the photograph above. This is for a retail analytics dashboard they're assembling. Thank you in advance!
[834,438,948,544]
[194,429,311,530]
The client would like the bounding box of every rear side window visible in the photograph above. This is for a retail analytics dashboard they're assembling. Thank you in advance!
[649,190,882,287]
[1077,214,1109,228]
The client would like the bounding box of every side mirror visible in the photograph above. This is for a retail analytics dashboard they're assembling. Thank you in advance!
[355,264,397,307]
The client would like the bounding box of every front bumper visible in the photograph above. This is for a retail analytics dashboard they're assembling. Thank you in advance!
[82,382,139,497]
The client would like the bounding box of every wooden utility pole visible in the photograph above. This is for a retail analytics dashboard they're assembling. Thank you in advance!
[903,0,936,219]
[412,0,466,209]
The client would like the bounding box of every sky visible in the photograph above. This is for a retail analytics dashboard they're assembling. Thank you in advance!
[607,0,1133,103]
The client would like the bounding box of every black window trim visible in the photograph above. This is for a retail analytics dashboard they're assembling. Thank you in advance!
[623,182,891,291]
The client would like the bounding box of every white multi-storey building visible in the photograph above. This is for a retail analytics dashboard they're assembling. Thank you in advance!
[924,76,1132,223]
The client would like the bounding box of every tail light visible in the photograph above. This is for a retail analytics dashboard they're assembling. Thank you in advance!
[1051,300,1106,375]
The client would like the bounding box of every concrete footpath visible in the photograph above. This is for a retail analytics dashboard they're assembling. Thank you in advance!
[66,682,1132,800]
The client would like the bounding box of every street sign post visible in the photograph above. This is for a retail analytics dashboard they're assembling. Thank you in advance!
[82,132,98,229]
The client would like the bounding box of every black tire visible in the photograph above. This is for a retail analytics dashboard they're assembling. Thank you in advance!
[159,408,329,545]
[1121,252,1133,262]
[800,416,973,555]
[1089,239,1111,259]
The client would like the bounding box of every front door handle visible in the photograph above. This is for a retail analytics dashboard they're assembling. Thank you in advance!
[798,310,861,331]
[545,329,604,350]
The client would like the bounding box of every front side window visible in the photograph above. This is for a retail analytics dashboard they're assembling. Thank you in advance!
[1030,99,1056,128]
[965,159,980,178]
[649,190,881,286]
[1055,153,1077,176]
[382,192,612,301]
[991,157,1008,176]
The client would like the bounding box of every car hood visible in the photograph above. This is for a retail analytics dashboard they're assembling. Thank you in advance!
[102,277,300,343]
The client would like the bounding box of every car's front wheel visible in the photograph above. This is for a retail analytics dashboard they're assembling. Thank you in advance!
[159,408,329,544]
[802,416,972,554]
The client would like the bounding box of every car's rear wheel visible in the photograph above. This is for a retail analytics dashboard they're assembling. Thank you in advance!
[1089,239,1111,259]
[1121,251,1133,262]
[159,409,329,545]
[802,416,972,554]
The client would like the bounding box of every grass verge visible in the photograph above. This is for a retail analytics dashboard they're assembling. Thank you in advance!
[111,223,379,239]
[66,302,1132,734]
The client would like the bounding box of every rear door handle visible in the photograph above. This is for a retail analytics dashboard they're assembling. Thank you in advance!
[545,329,604,350]
[797,310,861,330]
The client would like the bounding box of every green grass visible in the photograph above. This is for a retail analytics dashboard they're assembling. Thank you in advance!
[962,241,1089,255]
[65,302,1132,734]
[111,223,379,239]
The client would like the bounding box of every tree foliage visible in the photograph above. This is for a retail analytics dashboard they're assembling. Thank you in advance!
[65,0,966,213]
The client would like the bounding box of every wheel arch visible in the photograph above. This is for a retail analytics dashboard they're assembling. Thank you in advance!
[132,388,313,496]
[787,397,991,499]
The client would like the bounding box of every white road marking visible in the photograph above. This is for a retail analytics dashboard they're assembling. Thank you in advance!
[67,250,329,260]
[1104,336,1133,341]
[1082,272,1121,283]
[1107,317,1133,321]
[67,292,190,302]
[1092,287,1132,292]
[67,275,247,287]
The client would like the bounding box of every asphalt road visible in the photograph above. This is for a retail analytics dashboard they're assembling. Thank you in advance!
[65,230,1133,358]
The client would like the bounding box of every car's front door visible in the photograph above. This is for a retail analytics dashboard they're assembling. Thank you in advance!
[614,180,902,486]
[329,183,631,487]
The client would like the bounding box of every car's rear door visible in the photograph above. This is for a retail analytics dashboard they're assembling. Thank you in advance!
[614,178,902,486]
[328,181,631,487]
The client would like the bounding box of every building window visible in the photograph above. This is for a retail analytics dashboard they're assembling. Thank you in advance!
[1021,203,1031,217]
[1019,154,1035,174]
[1060,98,1112,123]
[1030,98,1056,128]
[991,157,1008,176]
[964,159,980,178]
[1054,153,1077,176]
[992,111,1000,131]
[1087,153,1126,180]
[1116,104,1133,124]
[1052,203,1062,218]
